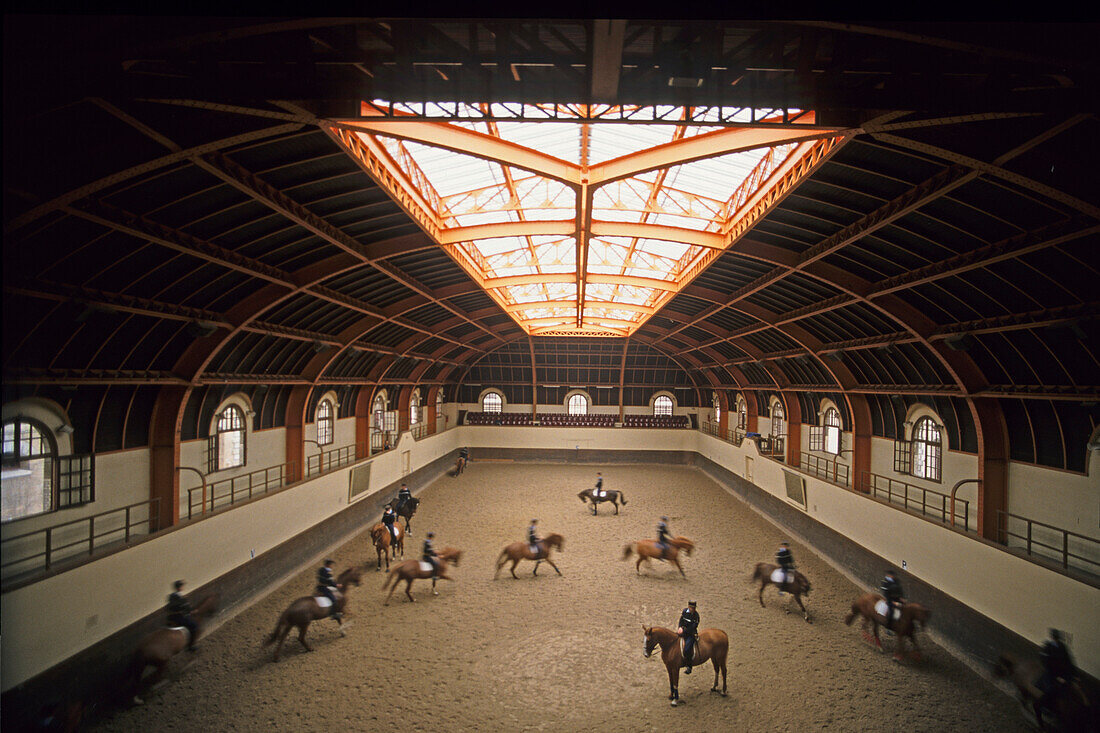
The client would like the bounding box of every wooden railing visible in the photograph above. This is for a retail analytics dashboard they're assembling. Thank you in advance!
[1,498,161,584]
[757,435,785,459]
[997,510,1100,575]
[800,452,850,487]
[305,443,365,478]
[861,472,971,531]
[187,463,296,519]
[700,421,745,447]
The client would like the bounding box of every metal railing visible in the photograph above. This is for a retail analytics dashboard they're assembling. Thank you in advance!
[861,472,971,531]
[305,443,365,478]
[800,452,850,487]
[700,421,745,447]
[997,511,1100,575]
[187,463,296,519]
[1,498,161,582]
[370,431,396,453]
[757,435,785,459]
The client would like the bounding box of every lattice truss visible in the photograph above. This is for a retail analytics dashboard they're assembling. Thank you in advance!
[330,102,845,336]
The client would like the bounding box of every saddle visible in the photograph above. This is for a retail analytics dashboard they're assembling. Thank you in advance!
[314,596,334,608]
[874,599,903,622]
[678,636,698,666]
[594,490,605,498]
[529,542,544,559]
[419,560,435,573]
[770,568,789,584]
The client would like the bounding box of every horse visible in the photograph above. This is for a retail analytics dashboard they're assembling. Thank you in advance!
[370,522,404,570]
[262,566,363,662]
[577,487,627,515]
[383,495,420,532]
[994,652,1094,732]
[494,533,564,579]
[382,547,462,604]
[453,455,466,476]
[129,593,219,703]
[642,625,728,706]
[844,593,931,662]
[622,536,695,577]
[751,562,813,622]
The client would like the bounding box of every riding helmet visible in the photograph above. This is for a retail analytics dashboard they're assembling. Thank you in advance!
[174,580,185,589]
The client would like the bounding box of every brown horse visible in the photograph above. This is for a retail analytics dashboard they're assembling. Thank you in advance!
[494,533,564,579]
[844,593,931,662]
[263,566,363,662]
[382,547,462,604]
[994,652,1094,732]
[384,496,419,531]
[370,522,405,570]
[129,593,219,702]
[622,536,695,577]
[578,488,627,515]
[751,562,813,622]
[642,625,728,706]
[453,455,466,476]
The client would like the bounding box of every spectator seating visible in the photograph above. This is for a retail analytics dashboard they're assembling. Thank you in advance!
[465,411,533,426]
[536,413,615,428]
[622,414,689,428]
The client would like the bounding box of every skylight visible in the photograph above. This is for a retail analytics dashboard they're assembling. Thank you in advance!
[329,103,848,336]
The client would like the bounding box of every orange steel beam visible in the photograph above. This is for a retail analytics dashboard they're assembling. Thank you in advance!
[589,221,726,248]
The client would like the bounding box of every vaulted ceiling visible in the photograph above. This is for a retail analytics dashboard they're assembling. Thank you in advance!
[3,18,1098,468]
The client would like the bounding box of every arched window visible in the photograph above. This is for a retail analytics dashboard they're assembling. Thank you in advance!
[2,418,56,521]
[409,389,421,425]
[436,391,444,423]
[653,395,673,416]
[911,417,942,481]
[316,399,334,446]
[568,393,588,415]
[372,393,386,430]
[771,401,786,437]
[736,395,748,430]
[483,392,503,413]
[712,392,721,423]
[824,407,841,455]
[213,405,246,471]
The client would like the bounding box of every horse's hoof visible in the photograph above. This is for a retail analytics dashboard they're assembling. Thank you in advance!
[132,696,145,706]
[432,590,439,595]
[670,700,678,707]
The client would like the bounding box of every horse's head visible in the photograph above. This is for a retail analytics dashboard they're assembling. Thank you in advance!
[440,547,462,566]
[546,533,564,551]
[642,625,658,658]
[992,653,1014,678]
[907,604,931,629]
[673,536,695,556]
[194,593,220,619]
[578,490,589,502]
[339,567,364,587]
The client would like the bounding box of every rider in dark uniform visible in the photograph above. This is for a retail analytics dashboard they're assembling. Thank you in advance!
[657,517,671,559]
[677,600,700,674]
[776,541,795,595]
[1037,628,1077,717]
[422,532,439,580]
[381,505,398,545]
[594,472,603,497]
[880,569,904,632]
[167,580,199,652]
[459,446,469,463]
[395,482,411,513]
[527,519,541,557]
[315,559,342,620]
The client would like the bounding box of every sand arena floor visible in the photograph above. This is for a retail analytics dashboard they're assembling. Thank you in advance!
[93,461,1028,732]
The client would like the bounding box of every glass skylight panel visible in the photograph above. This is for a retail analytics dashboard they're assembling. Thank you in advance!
[587,124,677,164]
[635,238,692,259]
[471,236,530,256]
[494,122,580,164]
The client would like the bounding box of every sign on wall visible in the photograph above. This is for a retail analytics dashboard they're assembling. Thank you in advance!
[349,463,371,502]
[782,469,807,509]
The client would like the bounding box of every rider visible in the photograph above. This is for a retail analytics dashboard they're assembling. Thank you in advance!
[594,472,604,497]
[1037,628,1078,716]
[677,600,700,674]
[880,568,905,632]
[776,541,795,595]
[315,559,342,621]
[527,518,541,557]
[422,532,439,581]
[657,516,672,559]
[167,580,199,652]
[395,482,412,513]
[459,446,470,463]
[381,505,398,545]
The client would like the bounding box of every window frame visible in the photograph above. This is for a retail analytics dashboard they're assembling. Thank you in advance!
[910,416,943,482]
[316,399,335,446]
[653,395,673,416]
[409,388,421,426]
[210,405,247,473]
[482,391,503,413]
[736,395,747,431]
[2,417,57,522]
[567,393,588,415]
[770,400,786,437]
[824,407,841,455]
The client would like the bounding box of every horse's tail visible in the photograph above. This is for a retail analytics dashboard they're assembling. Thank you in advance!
[619,492,627,505]
[751,563,764,583]
[843,603,858,626]
[263,611,288,646]
[621,544,634,561]
[382,566,400,591]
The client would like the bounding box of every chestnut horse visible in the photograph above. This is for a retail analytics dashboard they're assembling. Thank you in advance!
[129,593,219,702]
[577,488,627,515]
[751,562,812,622]
[494,533,564,579]
[993,652,1094,732]
[453,455,466,476]
[844,593,931,662]
[382,547,462,604]
[370,522,404,570]
[263,566,363,662]
[383,496,419,532]
[622,536,694,577]
[642,625,728,706]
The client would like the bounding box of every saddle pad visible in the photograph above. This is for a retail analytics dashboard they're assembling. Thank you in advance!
[874,600,900,621]
[595,490,605,498]
[419,561,433,572]
[314,596,333,608]
[770,569,787,584]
